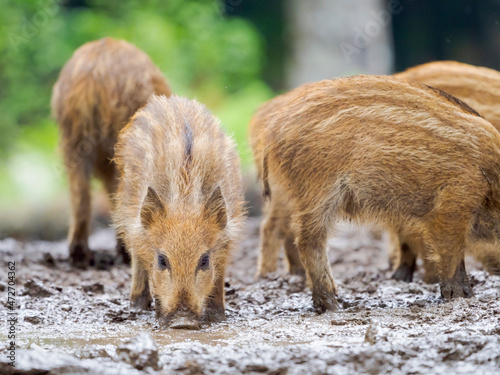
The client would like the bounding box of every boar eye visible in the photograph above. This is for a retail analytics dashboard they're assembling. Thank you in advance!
[197,253,210,271]
[157,254,170,271]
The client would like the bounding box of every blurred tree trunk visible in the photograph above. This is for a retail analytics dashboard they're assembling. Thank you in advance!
[286,0,395,88]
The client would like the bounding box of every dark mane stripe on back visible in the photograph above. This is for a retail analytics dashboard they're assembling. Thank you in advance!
[184,119,193,165]
[424,85,482,118]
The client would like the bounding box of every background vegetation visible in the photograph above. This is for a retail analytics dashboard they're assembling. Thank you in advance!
[0,0,278,233]
[3,0,500,239]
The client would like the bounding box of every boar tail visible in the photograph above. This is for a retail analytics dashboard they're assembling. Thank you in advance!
[262,153,271,201]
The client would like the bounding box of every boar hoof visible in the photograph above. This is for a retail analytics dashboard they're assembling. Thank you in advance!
[169,317,201,330]
[391,264,414,282]
[312,290,339,314]
[69,242,94,269]
[204,307,226,323]
[289,265,306,276]
[130,294,152,311]
[440,279,474,300]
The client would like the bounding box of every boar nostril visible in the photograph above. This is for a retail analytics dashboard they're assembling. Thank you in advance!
[169,316,201,330]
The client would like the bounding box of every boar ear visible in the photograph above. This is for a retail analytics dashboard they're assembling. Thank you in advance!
[141,186,165,228]
[204,186,227,230]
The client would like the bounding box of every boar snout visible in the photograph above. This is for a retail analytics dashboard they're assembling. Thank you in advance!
[168,310,201,330]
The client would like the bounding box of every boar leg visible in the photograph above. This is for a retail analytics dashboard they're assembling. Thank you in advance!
[284,235,305,276]
[115,238,130,264]
[391,243,417,282]
[204,268,226,322]
[439,258,473,299]
[422,258,439,284]
[426,232,473,298]
[67,159,94,268]
[130,255,152,310]
[295,216,338,313]
[474,247,500,275]
[98,160,131,265]
[256,199,286,277]
[385,229,401,270]
[425,207,474,299]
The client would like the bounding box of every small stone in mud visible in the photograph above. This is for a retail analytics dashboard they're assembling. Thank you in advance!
[331,319,348,326]
[244,364,269,372]
[115,333,161,371]
[24,316,43,325]
[83,282,105,294]
[269,367,288,375]
[364,320,388,345]
[22,279,54,298]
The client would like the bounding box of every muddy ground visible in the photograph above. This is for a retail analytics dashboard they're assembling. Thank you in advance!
[0,217,499,374]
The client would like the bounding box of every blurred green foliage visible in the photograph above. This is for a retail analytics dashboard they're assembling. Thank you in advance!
[0,0,273,210]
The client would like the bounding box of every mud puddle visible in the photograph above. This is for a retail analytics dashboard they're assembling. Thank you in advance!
[1,218,499,374]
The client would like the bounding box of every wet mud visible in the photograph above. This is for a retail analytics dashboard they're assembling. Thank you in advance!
[1,218,499,374]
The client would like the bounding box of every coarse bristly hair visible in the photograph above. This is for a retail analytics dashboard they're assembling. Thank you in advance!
[395,60,500,132]
[51,37,171,267]
[113,95,245,321]
[392,60,500,279]
[250,75,500,311]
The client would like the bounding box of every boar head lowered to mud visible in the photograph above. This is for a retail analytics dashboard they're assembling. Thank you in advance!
[113,95,245,329]
[250,75,500,312]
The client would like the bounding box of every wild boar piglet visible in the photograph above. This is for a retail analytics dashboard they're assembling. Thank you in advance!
[51,37,171,268]
[392,60,500,280]
[113,95,245,329]
[252,75,500,312]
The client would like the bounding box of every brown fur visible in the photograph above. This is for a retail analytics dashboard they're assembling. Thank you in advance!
[391,61,500,279]
[113,95,245,325]
[395,61,500,131]
[250,75,500,310]
[249,95,306,277]
[51,37,171,267]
